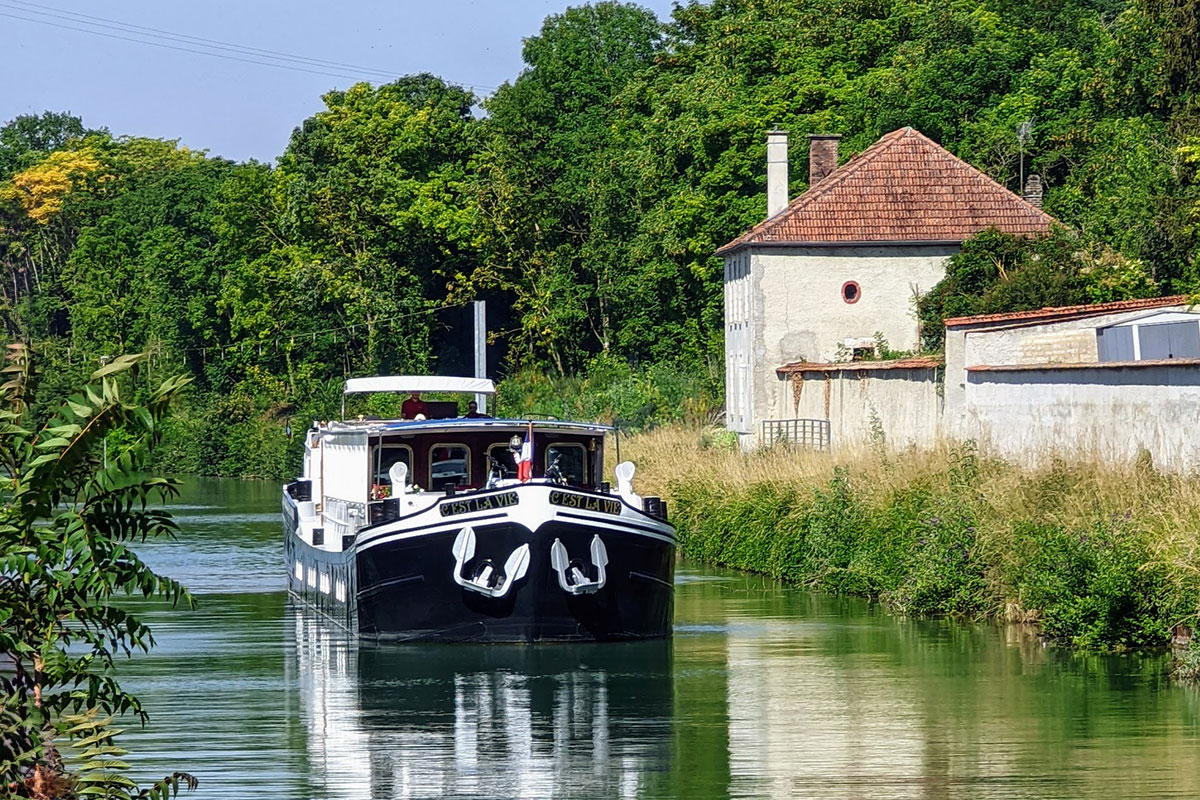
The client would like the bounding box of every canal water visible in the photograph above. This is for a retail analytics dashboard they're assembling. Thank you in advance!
[116,478,1200,799]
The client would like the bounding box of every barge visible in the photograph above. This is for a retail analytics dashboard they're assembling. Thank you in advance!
[282,376,675,642]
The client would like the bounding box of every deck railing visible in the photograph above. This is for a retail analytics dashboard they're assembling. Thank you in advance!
[760,418,831,451]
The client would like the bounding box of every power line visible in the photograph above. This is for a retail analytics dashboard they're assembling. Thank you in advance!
[0,10,365,81]
[2,1,499,91]
[4,0,405,80]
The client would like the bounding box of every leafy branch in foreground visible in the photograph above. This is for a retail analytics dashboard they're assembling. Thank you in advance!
[0,345,196,798]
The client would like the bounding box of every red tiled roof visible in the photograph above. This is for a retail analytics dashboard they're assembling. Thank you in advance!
[778,356,943,374]
[944,295,1191,328]
[717,128,1058,254]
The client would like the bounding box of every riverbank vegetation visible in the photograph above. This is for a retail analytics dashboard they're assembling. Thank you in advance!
[6,0,1200,477]
[624,427,1200,652]
[0,348,195,798]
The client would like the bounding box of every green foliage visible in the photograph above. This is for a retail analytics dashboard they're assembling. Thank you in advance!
[61,709,197,800]
[0,346,195,796]
[1172,638,1200,682]
[475,2,666,373]
[0,112,95,179]
[494,354,721,429]
[671,444,1184,649]
[699,426,739,451]
[1012,518,1170,648]
[7,0,1200,476]
[917,227,1159,350]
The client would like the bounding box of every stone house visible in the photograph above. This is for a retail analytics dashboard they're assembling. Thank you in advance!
[719,127,1057,444]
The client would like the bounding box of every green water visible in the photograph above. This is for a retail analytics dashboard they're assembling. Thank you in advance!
[115,478,1200,799]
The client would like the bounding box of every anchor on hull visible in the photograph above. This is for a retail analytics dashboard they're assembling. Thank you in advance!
[550,534,608,595]
[451,526,531,598]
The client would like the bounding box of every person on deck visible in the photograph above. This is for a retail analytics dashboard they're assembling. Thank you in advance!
[401,392,428,420]
[463,400,490,419]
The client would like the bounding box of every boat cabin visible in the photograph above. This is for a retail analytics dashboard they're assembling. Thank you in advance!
[300,377,613,533]
[312,420,605,492]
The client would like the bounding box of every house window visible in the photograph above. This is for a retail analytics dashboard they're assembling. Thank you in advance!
[841,281,861,304]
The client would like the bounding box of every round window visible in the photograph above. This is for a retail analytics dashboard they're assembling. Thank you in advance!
[841,281,861,304]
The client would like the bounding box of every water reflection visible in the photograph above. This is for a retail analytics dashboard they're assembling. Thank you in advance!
[111,479,1200,800]
[290,608,673,799]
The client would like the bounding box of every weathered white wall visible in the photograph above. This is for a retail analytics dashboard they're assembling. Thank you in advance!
[943,304,1193,439]
[776,368,942,448]
[741,245,952,431]
[962,363,1200,470]
[754,245,951,362]
[725,251,754,434]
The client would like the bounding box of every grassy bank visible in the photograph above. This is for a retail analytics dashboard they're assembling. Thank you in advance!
[622,427,1200,652]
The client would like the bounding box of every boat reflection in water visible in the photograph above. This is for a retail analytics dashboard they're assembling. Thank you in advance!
[288,603,673,799]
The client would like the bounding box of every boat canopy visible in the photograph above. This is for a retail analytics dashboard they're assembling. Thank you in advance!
[343,376,497,396]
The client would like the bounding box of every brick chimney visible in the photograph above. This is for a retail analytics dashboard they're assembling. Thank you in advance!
[1022,174,1043,208]
[766,130,789,219]
[808,134,841,186]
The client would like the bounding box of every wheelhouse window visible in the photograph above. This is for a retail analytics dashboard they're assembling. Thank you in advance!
[545,443,587,486]
[429,444,470,491]
[372,444,412,496]
[486,443,517,479]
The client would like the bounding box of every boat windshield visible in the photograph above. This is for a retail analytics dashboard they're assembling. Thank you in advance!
[545,443,587,485]
[364,427,602,495]
[372,444,412,487]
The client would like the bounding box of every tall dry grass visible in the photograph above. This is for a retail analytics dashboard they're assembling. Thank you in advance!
[612,425,1200,650]
[617,425,1200,540]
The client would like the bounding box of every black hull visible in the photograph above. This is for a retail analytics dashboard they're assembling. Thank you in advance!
[284,494,675,643]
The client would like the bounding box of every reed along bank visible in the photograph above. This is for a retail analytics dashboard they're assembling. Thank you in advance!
[623,428,1200,657]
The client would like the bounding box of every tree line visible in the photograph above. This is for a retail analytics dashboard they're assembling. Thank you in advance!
[4,0,1200,476]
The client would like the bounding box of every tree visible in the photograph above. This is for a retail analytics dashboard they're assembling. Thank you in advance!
[0,345,196,798]
[478,2,664,372]
[916,227,1157,350]
[0,113,93,180]
[276,74,482,376]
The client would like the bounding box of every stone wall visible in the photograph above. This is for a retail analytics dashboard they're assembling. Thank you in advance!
[962,363,1200,470]
[775,366,943,449]
[942,304,1190,439]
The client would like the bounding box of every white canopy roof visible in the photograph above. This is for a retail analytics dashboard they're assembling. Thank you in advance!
[343,375,496,395]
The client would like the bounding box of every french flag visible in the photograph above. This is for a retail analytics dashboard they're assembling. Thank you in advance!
[517,426,533,482]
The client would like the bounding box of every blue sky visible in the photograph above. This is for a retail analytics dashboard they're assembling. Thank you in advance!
[2,0,681,163]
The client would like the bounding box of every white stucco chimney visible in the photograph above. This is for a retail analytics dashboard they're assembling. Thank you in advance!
[766,129,789,219]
